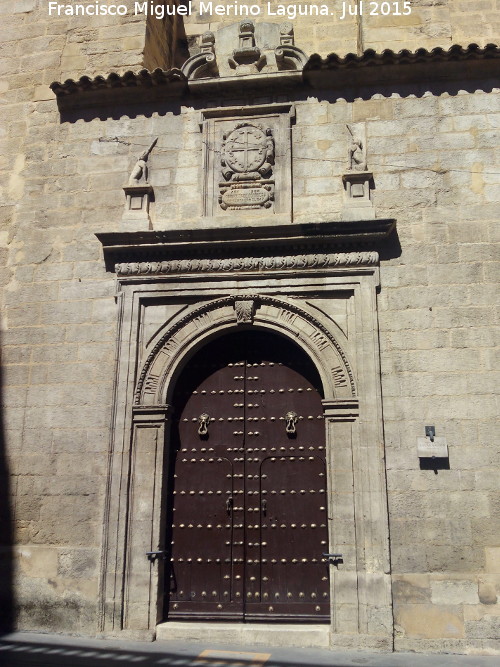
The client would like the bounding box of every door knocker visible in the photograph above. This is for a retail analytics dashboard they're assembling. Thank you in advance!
[285,411,298,435]
[197,413,210,436]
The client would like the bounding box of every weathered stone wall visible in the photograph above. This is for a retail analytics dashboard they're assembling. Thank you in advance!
[0,0,498,652]
[369,92,499,654]
[0,0,143,634]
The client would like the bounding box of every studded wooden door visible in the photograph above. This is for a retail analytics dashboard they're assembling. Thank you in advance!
[165,331,330,622]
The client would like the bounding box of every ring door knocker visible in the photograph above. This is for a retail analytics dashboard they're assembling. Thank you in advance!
[285,411,298,435]
[197,413,210,436]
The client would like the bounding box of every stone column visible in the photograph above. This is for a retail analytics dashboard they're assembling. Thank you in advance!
[122,405,172,633]
[323,400,360,639]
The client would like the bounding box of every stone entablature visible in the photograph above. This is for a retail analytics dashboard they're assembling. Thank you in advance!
[96,220,395,270]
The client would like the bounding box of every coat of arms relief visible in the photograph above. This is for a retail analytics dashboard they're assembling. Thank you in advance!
[195,23,298,224]
[219,122,275,211]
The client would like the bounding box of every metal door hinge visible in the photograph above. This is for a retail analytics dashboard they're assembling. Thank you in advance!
[322,552,343,564]
[146,551,168,563]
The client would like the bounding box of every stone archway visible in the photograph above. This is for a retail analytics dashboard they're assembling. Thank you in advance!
[135,294,356,408]
[98,279,392,650]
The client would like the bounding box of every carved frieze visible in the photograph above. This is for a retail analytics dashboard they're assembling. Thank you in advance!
[115,251,378,276]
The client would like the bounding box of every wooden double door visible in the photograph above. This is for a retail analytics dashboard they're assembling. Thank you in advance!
[165,331,330,622]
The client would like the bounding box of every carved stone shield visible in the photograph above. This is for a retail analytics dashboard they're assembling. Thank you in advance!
[222,123,273,176]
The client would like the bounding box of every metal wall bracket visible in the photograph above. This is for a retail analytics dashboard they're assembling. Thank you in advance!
[425,425,435,442]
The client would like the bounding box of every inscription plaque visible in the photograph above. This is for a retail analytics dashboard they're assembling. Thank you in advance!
[220,183,273,210]
[417,436,448,458]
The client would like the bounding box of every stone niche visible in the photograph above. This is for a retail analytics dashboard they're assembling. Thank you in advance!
[201,104,294,226]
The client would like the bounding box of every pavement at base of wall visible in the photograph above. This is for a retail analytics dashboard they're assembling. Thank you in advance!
[0,632,499,667]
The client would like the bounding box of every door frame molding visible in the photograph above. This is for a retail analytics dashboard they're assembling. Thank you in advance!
[97,242,393,650]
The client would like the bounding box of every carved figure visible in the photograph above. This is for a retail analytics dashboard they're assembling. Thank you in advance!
[347,124,367,171]
[261,128,275,175]
[128,138,158,185]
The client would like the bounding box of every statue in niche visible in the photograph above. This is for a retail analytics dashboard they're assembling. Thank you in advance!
[347,124,367,172]
[128,137,158,185]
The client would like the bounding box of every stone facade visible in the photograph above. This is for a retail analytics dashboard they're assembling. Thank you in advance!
[0,0,499,655]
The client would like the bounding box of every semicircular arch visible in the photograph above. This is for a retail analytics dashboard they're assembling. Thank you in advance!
[135,295,356,406]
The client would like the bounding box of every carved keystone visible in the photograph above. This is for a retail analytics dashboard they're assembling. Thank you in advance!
[234,298,257,324]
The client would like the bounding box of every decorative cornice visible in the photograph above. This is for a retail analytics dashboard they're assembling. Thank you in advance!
[305,42,499,89]
[50,68,185,96]
[50,44,499,112]
[115,251,378,276]
[96,219,395,271]
[305,43,500,71]
[49,68,187,111]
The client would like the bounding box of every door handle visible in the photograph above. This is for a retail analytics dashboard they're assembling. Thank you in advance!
[197,413,210,436]
[285,411,298,434]
[261,499,267,516]
[226,496,233,514]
